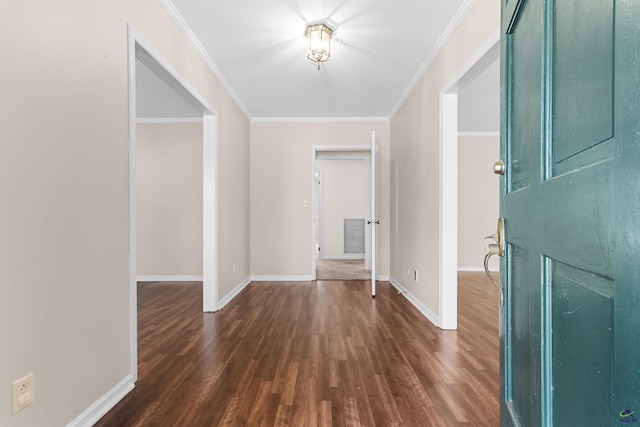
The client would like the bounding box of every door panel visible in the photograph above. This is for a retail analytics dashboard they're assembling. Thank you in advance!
[502,0,542,422]
[552,0,614,165]
[547,3,616,424]
[506,245,536,427]
[507,0,539,193]
[501,0,640,425]
[370,130,377,297]
[614,1,640,416]
[551,260,613,426]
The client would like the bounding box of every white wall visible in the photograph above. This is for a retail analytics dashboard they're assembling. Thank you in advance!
[136,123,203,277]
[457,134,500,270]
[0,2,250,426]
[317,159,368,259]
[250,120,390,279]
[390,0,500,321]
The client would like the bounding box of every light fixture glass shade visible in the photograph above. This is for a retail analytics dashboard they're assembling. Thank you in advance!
[305,23,333,69]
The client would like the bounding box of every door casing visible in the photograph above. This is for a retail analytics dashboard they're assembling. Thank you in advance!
[311,145,372,281]
[127,26,219,382]
[439,32,500,329]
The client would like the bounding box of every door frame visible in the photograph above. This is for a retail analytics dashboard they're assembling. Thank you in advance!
[311,145,371,280]
[439,31,500,329]
[127,25,219,381]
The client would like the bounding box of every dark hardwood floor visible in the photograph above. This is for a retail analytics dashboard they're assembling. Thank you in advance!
[96,273,499,426]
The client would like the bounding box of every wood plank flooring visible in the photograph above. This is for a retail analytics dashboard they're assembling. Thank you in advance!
[95,273,499,426]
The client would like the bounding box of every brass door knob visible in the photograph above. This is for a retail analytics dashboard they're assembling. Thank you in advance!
[493,160,505,175]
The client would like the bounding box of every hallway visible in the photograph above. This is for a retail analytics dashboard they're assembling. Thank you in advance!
[96,273,499,426]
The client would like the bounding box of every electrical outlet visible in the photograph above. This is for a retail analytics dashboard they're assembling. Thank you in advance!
[232,264,237,273]
[406,267,411,277]
[12,373,34,415]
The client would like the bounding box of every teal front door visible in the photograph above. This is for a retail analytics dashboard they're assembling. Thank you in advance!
[500,0,640,425]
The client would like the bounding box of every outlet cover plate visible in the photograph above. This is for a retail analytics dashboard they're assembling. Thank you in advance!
[12,373,34,415]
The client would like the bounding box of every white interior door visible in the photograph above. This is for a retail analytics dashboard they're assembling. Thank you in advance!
[315,170,323,259]
[364,160,371,271]
[370,131,378,297]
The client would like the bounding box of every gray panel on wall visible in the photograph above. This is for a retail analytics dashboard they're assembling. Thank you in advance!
[135,53,204,119]
[344,219,365,254]
[458,57,500,133]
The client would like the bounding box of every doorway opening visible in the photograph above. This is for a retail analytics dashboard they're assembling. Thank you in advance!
[127,26,218,381]
[311,139,378,296]
[314,154,370,281]
[439,33,500,329]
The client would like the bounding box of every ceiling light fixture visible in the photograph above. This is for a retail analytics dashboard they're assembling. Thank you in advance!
[305,22,333,70]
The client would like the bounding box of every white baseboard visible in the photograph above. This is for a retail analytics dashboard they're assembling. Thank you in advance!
[137,275,203,282]
[66,375,134,427]
[378,275,390,282]
[457,267,499,272]
[217,277,251,309]
[389,278,440,328]
[251,275,313,282]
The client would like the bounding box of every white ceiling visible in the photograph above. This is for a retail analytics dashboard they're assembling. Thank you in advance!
[166,0,470,118]
[136,0,500,132]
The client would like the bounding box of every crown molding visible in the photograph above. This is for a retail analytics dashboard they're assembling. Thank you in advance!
[158,0,252,119]
[388,0,478,119]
